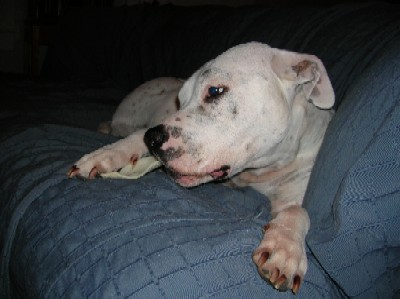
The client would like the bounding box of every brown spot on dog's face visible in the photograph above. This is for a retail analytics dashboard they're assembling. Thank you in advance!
[175,117,181,122]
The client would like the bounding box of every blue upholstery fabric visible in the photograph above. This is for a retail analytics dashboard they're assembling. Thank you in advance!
[305,41,400,298]
[0,126,342,298]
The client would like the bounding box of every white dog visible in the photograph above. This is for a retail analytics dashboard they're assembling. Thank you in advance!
[68,42,334,293]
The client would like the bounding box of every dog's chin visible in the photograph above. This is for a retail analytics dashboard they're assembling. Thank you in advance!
[173,173,211,187]
[166,165,231,188]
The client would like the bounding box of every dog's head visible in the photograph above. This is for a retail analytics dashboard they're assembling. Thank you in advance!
[144,42,334,187]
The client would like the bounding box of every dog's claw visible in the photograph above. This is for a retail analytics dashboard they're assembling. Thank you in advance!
[88,167,99,179]
[274,274,288,290]
[292,275,301,294]
[270,268,280,284]
[130,154,139,165]
[67,165,79,178]
[262,223,271,233]
[258,251,270,266]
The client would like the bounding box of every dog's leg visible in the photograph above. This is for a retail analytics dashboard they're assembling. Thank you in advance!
[68,78,182,178]
[110,78,182,137]
[68,130,149,178]
[251,166,312,294]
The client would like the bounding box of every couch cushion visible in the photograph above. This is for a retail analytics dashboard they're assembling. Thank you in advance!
[305,39,400,298]
[0,125,344,298]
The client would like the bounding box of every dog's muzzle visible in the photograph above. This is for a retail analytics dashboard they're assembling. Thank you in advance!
[144,125,231,185]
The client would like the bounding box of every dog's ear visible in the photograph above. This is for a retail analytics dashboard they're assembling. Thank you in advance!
[271,49,334,109]
[178,79,193,106]
[178,69,202,108]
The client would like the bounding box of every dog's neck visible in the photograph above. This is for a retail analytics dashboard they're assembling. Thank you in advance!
[231,100,332,205]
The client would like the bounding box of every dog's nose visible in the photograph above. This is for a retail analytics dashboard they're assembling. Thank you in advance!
[144,124,169,154]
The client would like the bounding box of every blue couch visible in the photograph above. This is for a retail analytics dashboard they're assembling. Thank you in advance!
[1,2,399,298]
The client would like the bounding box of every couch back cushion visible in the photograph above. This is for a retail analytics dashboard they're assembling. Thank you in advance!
[305,39,400,298]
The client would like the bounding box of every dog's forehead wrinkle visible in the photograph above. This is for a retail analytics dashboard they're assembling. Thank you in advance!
[213,46,273,74]
[200,68,212,78]
[200,66,232,79]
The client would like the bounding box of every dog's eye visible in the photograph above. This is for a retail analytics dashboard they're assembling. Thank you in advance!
[209,86,224,96]
[205,86,227,103]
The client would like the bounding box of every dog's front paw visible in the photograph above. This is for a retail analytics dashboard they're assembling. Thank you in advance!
[252,222,307,293]
[68,146,139,179]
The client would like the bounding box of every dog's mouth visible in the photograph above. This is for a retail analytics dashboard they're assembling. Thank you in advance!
[166,165,231,187]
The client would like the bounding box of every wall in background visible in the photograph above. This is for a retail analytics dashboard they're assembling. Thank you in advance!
[1,0,260,74]
[0,0,391,74]
[0,0,27,73]
[113,0,262,6]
